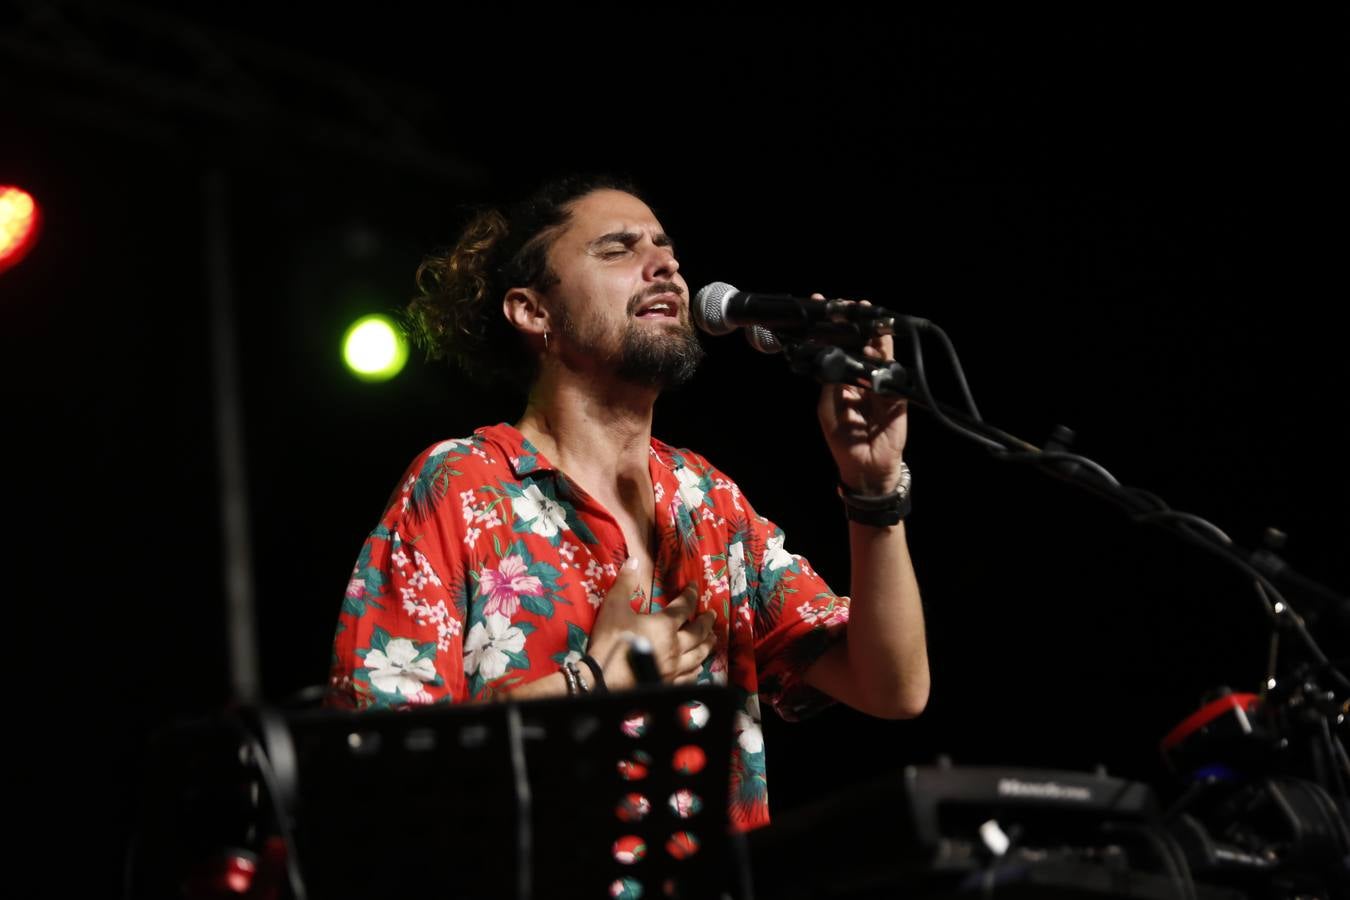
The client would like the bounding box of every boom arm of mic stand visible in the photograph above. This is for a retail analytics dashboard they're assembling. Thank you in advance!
[776,333,1349,695]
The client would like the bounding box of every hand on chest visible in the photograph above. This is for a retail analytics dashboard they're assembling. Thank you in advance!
[465,469,750,665]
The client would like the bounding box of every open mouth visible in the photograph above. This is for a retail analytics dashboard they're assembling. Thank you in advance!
[635,293,681,319]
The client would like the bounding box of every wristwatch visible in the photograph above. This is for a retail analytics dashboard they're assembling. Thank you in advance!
[837,462,911,526]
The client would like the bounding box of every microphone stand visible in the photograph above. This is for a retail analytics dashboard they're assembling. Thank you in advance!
[776,328,1349,799]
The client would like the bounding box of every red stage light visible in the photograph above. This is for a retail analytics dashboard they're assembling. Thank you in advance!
[0,186,41,274]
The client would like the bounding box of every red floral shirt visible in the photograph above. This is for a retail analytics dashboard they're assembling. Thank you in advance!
[326,423,850,829]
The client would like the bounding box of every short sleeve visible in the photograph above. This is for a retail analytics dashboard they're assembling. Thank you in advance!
[724,475,851,722]
[325,445,470,710]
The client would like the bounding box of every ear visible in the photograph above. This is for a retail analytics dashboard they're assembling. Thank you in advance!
[503,286,552,342]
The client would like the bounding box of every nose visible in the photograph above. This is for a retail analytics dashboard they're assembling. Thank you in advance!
[643,242,680,282]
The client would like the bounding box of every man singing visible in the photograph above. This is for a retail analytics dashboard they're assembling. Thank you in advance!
[325,174,928,830]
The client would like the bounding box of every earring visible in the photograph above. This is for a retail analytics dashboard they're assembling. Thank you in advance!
[544,331,550,352]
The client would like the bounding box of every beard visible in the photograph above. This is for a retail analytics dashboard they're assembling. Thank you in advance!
[555,296,706,390]
[613,316,705,388]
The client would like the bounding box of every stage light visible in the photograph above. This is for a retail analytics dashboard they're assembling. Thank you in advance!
[342,313,408,382]
[0,186,41,274]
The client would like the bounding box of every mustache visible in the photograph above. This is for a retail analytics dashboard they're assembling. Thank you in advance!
[627,281,685,316]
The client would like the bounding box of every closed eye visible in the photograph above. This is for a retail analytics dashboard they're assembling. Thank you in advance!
[588,230,676,258]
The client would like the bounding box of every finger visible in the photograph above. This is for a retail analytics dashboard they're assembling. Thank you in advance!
[661,584,698,620]
[678,609,715,637]
[863,328,885,357]
[701,626,717,654]
[855,302,888,359]
[843,300,896,363]
[675,626,718,661]
[674,616,715,656]
[677,630,717,670]
[675,627,702,656]
[605,556,646,608]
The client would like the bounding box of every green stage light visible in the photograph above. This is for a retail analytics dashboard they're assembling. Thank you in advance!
[342,314,408,382]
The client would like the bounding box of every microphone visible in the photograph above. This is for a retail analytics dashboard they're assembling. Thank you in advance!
[693,282,832,336]
[745,319,875,353]
[746,325,784,355]
[624,633,662,686]
[694,282,912,351]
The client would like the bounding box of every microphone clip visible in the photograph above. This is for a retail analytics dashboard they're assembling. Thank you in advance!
[785,341,912,397]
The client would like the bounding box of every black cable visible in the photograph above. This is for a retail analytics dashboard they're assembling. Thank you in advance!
[1130,510,1236,546]
[1330,731,1350,784]
[1270,593,1350,692]
[997,448,1126,490]
[930,321,984,421]
[1317,716,1350,801]
[910,318,985,422]
[1130,487,1172,511]
[907,327,1006,452]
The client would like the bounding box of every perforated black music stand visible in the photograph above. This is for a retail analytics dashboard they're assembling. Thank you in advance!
[283,684,736,900]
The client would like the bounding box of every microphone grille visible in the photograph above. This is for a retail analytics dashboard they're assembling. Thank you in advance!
[746,326,783,355]
[693,281,738,336]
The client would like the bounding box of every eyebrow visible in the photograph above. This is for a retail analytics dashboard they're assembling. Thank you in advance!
[587,231,676,253]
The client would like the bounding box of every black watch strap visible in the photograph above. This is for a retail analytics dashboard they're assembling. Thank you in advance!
[838,462,911,526]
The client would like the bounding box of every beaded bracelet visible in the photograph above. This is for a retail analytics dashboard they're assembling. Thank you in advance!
[560,662,580,696]
[579,654,608,693]
[565,660,590,694]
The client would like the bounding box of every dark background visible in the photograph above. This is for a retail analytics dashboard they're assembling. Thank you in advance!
[4,5,1346,891]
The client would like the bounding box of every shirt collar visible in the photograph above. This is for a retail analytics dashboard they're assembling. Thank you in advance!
[477,422,559,479]
[479,422,685,481]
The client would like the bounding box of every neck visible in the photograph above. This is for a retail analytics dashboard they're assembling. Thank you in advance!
[514,366,658,487]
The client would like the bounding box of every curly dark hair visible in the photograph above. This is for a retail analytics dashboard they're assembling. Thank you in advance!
[406,174,640,391]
